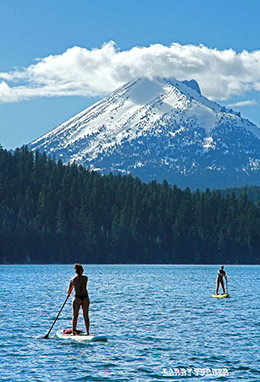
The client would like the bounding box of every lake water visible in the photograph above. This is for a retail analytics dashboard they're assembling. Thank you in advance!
[0,264,259,381]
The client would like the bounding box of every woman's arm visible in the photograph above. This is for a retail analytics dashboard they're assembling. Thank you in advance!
[67,280,73,297]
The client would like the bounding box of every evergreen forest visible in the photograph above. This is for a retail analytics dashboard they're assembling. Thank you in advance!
[1,146,260,264]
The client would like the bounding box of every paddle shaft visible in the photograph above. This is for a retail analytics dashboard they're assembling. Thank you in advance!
[43,295,69,339]
[226,278,228,294]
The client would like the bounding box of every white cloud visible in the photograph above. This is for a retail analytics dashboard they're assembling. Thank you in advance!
[227,100,258,108]
[1,41,260,103]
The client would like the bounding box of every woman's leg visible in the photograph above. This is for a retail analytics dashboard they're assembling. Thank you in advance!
[72,297,81,333]
[82,298,90,335]
[216,279,220,294]
[220,279,225,294]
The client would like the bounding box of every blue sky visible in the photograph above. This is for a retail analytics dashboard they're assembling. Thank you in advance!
[1,0,260,149]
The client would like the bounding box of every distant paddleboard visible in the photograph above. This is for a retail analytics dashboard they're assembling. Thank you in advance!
[56,329,107,342]
[212,294,229,298]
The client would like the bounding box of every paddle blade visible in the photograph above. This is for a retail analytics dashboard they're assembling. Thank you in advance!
[42,295,69,340]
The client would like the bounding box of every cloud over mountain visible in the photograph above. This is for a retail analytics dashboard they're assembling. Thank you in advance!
[227,100,258,108]
[1,41,260,103]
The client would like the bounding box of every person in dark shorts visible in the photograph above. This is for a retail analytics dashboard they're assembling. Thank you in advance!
[216,265,227,295]
[67,263,90,335]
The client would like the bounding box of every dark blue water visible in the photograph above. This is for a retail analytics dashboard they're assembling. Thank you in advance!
[0,265,259,381]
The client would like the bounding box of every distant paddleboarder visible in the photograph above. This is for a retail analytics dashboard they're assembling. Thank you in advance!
[67,264,90,335]
[216,265,227,295]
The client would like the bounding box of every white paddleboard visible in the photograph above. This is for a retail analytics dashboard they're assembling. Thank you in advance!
[56,329,107,342]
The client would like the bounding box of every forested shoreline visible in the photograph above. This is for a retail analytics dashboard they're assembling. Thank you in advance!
[1,146,260,264]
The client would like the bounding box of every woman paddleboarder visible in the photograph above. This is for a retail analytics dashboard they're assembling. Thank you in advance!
[216,265,227,295]
[67,263,90,335]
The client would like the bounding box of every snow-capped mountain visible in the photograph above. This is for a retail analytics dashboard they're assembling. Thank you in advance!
[29,77,260,189]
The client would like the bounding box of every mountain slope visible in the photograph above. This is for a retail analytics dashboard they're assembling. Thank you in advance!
[29,77,260,189]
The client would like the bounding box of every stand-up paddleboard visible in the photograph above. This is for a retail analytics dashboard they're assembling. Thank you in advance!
[212,294,229,298]
[56,329,107,342]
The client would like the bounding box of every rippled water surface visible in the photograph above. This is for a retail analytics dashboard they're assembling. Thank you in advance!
[0,265,259,381]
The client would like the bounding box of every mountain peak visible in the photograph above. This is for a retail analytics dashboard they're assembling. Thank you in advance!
[182,79,201,94]
[29,77,260,189]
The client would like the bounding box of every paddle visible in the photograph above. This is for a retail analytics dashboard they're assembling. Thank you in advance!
[43,295,69,339]
[226,278,229,295]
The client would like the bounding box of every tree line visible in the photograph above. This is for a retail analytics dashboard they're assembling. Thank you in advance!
[1,145,260,264]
